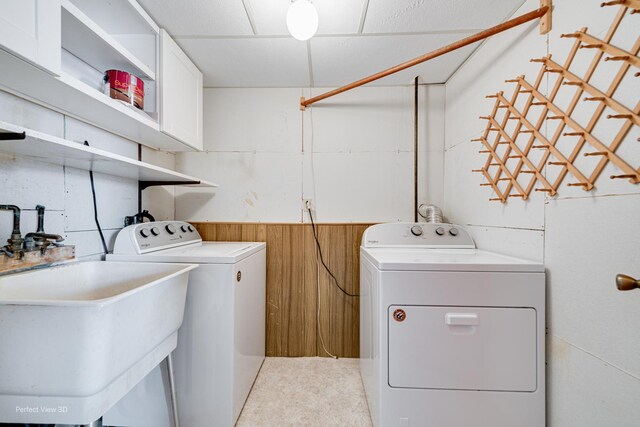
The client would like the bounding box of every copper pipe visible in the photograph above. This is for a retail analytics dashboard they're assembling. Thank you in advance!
[300,6,550,109]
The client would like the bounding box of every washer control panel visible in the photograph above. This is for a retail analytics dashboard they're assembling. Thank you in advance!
[362,223,475,248]
[113,221,202,254]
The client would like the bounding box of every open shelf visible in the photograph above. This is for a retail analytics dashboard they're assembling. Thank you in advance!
[69,0,158,37]
[0,46,196,151]
[61,1,155,81]
[0,121,218,188]
[58,71,158,127]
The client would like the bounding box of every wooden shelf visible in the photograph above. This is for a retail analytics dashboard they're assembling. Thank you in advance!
[0,121,218,188]
[0,47,197,152]
[61,1,155,80]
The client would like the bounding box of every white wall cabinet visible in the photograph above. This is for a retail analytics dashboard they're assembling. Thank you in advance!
[0,0,204,153]
[159,30,203,151]
[0,0,60,74]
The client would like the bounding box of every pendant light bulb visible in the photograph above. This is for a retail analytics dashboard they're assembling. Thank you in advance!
[286,0,319,41]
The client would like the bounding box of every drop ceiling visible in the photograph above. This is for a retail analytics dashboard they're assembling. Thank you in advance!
[137,0,527,88]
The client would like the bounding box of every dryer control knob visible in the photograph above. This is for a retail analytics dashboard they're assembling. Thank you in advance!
[180,225,188,233]
[449,228,459,236]
[139,228,150,238]
[435,227,445,236]
[410,225,423,236]
[166,224,177,235]
[188,225,194,232]
[150,227,160,236]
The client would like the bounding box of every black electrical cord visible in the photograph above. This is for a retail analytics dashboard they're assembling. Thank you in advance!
[84,141,109,255]
[307,205,359,298]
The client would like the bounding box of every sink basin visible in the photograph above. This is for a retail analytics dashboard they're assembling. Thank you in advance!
[0,260,197,424]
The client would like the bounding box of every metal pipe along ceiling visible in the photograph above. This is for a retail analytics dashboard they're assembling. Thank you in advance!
[300,5,551,109]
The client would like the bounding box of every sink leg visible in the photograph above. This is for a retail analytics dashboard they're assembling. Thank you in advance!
[167,353,181,427]
[81,417,102,427]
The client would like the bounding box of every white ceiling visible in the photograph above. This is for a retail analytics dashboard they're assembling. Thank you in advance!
[137,0,527,88]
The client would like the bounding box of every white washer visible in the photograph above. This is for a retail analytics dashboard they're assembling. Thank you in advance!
[360,223,545,427]
[105,221,265,427]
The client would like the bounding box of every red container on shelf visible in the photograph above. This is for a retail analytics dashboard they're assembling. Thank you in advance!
[103,69,144,110]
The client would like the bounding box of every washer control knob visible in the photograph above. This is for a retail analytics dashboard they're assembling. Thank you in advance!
[166,224,177,235]
[150,227,160,236]
[188,225,194,232]
[410,225,423,236]
[139,228,150,238]
[449,228,459,236]
[435,227,445,236]
[180,224,189,233]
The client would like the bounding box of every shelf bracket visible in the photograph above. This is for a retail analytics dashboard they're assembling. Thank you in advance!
[139,180,201,191]
[0,131,26,141]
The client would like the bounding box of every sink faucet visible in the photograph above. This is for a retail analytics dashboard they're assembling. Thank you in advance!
[1,204,65,258]
[24,205,64,244]
[24,232,64,255]
[25,232,65,242]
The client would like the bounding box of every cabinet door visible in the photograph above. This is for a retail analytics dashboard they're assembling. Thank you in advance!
[0,0,60,74]
[160,30,203,150]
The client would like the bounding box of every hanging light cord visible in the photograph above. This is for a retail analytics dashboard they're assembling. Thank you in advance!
[306,102,355,359]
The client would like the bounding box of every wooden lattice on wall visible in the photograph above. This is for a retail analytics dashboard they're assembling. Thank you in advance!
[474,1,639,203]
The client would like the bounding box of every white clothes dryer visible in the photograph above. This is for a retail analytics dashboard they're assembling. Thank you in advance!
[360,222,545,427]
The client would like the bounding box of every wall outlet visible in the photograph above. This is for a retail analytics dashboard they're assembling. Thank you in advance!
[302,198,313,210]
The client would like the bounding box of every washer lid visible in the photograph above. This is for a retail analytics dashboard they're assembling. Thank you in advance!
[108,241,266,264]
[361,247,544,272]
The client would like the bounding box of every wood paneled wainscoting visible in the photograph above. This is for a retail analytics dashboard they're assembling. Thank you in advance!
[191,222,373,358]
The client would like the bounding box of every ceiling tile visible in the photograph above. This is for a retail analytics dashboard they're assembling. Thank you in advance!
[246,0,366,35]
[310,34,481,86]
[137,0,253,36]
[363,0,526,33]
[175,38,310,87]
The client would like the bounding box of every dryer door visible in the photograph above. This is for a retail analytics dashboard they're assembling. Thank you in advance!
[388,305,537,392]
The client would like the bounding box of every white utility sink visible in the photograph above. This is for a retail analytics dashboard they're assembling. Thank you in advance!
[0,260,197,424]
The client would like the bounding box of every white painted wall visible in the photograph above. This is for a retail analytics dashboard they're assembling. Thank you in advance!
[0,90,175,260]
[443,0,640,425]
[175,84,445,223]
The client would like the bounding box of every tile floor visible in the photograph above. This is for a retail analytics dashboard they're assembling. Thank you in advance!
[236,357,373,427]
